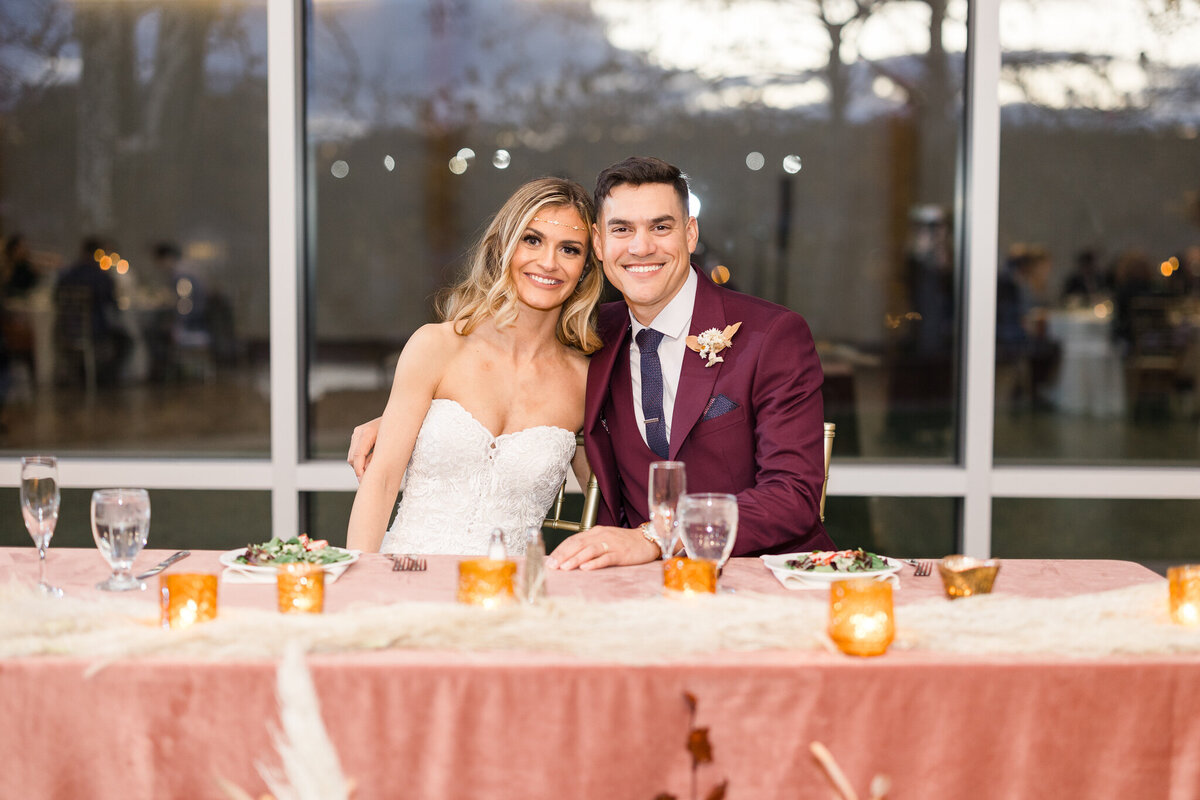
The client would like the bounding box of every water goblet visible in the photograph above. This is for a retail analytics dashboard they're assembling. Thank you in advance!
[677,493,738,587]
[20,456,63,597]
[648,461,686,559]
[91,488,151,591]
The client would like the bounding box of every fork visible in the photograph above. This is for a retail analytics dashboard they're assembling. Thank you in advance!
[913,560,933,577]
[390,555,427,572]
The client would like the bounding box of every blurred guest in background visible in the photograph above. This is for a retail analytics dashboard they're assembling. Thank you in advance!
[54,236,131,387]
[1061,248,1112,306]
[145,241,212,382]
[886,204,955,442]
[1110,250,1156,349]
[0,234,41,398]
[2,234,39,299]
[997,244,1060,409]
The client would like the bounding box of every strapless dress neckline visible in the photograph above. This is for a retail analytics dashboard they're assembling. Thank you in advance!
[380,399,576,555]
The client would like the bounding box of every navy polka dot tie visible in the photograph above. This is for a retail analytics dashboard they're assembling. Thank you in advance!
[636,328,670,458]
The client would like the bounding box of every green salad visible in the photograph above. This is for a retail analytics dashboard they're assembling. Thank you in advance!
[237,534,353,566]
[785,548,891,573]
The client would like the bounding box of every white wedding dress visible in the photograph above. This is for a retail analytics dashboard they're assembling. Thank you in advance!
[380,399,577,556]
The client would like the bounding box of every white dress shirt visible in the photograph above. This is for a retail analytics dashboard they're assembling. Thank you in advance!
[629,268,698,450]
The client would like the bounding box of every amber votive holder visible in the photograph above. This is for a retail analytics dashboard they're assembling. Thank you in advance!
[937,554,1001,599]
[457,558,516,607]
[160,573,218,630]
[663,557,717,595]
[277,563,325,614]
[1168,565,1200,626]
[828,578,895,657]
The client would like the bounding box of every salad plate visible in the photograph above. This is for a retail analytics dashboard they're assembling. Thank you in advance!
[219,536,359,576]
[761,549,902,584]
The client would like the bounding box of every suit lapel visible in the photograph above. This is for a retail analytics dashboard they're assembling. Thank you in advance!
[585,306,629,436]
[669,269,726,458]
[585,304,632,525]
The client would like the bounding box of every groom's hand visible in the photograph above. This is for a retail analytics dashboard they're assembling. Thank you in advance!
[347,416,383,480]
[545,526,660,571]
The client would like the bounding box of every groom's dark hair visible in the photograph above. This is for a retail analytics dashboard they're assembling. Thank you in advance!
[593,157,690,221]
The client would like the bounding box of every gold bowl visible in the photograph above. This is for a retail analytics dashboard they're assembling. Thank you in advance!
[937,555,1001,599]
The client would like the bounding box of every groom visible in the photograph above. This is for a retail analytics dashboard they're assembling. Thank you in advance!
[545,156,834,569]
[347,156,834,567]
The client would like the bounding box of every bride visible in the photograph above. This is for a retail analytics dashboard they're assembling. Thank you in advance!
[346,177,603,555]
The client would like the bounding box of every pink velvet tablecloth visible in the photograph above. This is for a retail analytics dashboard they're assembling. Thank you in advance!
[1,548,1196,800]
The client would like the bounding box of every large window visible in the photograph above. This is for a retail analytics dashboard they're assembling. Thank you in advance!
[305,0,968,466]
[0,1,269,458]
[995,0,1200,465]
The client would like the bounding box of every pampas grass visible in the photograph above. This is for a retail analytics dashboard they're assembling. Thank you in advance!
[257,645,353,800]
[218,645,353,800]
[2,578,1198,663]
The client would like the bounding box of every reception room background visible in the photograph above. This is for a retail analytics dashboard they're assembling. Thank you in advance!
[0,0,1197,569]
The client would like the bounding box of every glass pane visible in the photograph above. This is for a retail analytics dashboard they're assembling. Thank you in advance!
[0,488,270,551]
[996,0,1200,463]
[306,0,967,463]
[824,496,958,557]
[993,498,1200,574]
[0,2,269,456]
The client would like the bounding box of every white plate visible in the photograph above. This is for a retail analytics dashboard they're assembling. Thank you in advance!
[760,552,903,583]
[219,547,360,575]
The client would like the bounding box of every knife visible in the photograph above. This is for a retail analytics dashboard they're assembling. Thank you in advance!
[136,550,191,581]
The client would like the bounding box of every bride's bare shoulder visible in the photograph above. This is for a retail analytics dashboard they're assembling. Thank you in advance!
[391,322,466,380]
[405,321,466,355]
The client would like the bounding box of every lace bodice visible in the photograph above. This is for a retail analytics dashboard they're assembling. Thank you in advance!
[381,399,576,555]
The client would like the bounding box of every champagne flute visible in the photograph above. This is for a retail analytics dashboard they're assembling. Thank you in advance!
[20,456,63,597]
[91,488,151,591]
[648,461,686,559]
[677,493,739,587]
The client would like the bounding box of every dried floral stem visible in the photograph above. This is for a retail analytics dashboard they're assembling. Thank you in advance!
[810,742,858,800]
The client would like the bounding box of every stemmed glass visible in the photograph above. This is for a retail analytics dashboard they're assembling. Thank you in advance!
[91,488,151,591]
[648,461,686,559]
[20,456,63,597]
[677,493,739,586]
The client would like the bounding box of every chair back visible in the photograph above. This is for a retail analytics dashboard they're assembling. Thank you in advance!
[820,422,836,523]
[53,285,99,393]
[543,434,601,532]
[54,285,95,347]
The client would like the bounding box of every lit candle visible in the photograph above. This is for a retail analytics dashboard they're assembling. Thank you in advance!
[457,558,516,607]
[277,563,325,614]
[663,557,717,595]
[828,578,894,657]
[1169,565,1200,626]
[160,574,218,630]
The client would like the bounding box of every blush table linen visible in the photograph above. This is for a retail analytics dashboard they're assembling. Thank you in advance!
[1,548,1195,800]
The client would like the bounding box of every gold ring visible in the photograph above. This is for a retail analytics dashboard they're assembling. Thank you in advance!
[601,542,610,553]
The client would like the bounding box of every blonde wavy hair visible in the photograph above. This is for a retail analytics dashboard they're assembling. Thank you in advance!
[438,177,603,354]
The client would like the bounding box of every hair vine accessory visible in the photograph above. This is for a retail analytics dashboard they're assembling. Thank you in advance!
[532,216,585,232]
[686,322,741,367]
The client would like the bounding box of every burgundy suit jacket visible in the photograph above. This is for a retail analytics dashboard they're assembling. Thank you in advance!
[583,267,835,556]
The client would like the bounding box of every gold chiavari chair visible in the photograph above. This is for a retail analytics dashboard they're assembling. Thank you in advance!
[543,434,601,532]
[820,422,836,523]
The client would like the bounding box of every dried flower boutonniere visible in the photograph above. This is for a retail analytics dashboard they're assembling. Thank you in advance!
[686,322,741,368]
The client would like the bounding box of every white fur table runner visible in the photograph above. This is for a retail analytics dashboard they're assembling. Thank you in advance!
[2,579,1198,664]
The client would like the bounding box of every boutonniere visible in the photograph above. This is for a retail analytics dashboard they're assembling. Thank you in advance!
[686,322,742,367]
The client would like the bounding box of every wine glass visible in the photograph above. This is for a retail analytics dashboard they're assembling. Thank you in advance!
[677,493,739,584]
[91,488,151,591]
[647,461,686,559]
[20,456,63,597]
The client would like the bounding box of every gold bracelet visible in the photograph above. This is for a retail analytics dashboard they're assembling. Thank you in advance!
[639,522,665,559]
